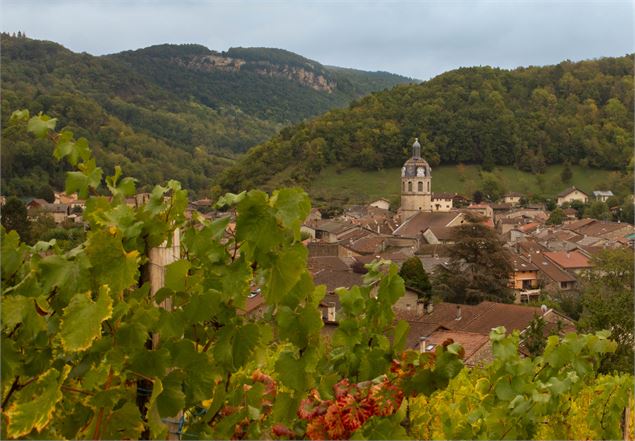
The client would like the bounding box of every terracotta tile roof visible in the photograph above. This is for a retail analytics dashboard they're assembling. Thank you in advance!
[27,198,49,207]
[538,239,579,252]
[394,211,463,237]
[313,270,364,293]
[458,302,545,335]
[237,294,266,316]
[347,235,387,255]
[309,258,365,293]
[518,222,540,233]
[353,250,410,266]
[563,218,596,231]
[424,226,455,241]
[396,301,557,336]
[544,250,593,269]
[377,250,411,264]
[403,322,444,349]
[308,256,350,272]
[517,242,577,283]
[542,230,583,242]
[499,218,523,225]
[433,192,456,199]
[418,256,451,273]
[352,255,381,265]
[576,221,634,238]
[557,186,588,198]
[354,218,397,235]
[315,220,357,235]
[509,254,539,272]
[338,228,373,243]
[307,242,340,258]
[576,236,606,247]
[422,330,491,366]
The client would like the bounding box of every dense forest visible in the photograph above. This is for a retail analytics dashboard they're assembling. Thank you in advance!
[0,34,412,199]
[218,55,634,193]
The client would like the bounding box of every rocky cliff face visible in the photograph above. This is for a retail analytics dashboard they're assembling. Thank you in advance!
[173,54,337,92]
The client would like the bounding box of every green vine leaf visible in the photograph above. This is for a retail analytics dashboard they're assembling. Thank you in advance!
[26,114,56,138]
[59,286,113,352]
[5,366,70,438]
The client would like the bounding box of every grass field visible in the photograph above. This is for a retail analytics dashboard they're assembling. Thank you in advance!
[309,164,619,205]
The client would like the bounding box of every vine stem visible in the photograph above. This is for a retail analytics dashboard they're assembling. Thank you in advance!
[599,383,618,434]
[61,386,94,396]
[1,376,20,410]
[92,368,114,440]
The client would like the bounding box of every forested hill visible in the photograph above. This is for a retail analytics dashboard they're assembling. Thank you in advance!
[0,35,412,199]
[218,55,634,193]
[108,45,414,123]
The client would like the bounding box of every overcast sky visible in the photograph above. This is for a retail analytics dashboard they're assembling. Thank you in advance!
[2,0,633,79]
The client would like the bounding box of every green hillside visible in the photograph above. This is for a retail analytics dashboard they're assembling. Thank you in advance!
[1,35,413,199]
[309,164,622,206]
[218,55,634,196]
[110,45,414,125]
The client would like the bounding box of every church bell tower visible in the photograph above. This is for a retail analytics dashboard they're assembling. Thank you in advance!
[400,138,432,221]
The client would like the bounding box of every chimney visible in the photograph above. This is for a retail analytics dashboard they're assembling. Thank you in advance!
[416,299,425,316]
[406,303,411,312]
[327,302,336,322]
[455,305,462,321]
[566,251,570,259]
[419,336,427,353]
[427,302,434,314]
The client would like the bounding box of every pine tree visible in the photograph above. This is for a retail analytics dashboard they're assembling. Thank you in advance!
[399,257,431,297]
[433,214,513,304]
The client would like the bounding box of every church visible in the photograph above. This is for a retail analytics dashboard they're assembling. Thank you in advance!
[399,138,453,222]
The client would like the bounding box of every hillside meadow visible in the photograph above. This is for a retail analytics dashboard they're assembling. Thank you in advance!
[309,164,618,205]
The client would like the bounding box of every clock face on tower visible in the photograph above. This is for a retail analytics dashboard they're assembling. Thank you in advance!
[416,167,425,177]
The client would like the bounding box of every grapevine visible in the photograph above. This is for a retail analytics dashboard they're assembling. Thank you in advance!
[1,110,632,440]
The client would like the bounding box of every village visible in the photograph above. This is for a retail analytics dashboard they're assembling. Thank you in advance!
[11,138,632,369]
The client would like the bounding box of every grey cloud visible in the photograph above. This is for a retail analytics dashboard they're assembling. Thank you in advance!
[1,0,632,79]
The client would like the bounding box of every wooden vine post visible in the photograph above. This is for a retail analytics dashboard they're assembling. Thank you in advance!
[148,228,182,440]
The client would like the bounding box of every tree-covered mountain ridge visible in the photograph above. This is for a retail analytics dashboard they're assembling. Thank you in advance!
[109,44,415,122]
[114,44,412,94]
[218,54,634,194]
[0,35,413,199]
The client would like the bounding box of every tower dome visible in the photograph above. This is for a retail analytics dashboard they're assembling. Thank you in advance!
[400,137,432,220]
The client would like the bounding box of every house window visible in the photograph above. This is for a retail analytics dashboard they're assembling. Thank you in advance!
[418,181,423,192]
[408,181,412,192]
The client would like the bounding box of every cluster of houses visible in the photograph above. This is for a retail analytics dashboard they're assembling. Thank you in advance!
[18,193,86,224]
[8,192,217,225]
[290,193,630,365]
[289,141,632,364]
[3,138,631,366]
